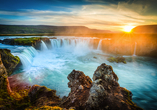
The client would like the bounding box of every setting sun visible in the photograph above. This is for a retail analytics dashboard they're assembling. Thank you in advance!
[123,26,135,32]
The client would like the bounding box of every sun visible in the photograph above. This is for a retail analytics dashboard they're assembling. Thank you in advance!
[123,26,135,33]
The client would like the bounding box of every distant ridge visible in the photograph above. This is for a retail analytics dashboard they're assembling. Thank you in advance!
[0,25,111,35]
[132,25,157,34]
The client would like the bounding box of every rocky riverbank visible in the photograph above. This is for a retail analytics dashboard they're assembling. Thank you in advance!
[0,49,143,110]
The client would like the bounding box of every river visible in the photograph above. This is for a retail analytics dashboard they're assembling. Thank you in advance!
[0,36,157,110]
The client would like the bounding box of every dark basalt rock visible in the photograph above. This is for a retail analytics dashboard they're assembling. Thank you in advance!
[0,49,20,76]
[61,63,143,110]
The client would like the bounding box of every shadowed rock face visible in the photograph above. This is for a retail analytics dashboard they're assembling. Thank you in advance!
[0,54,8,90]
[61,63,143,110]
[67,70,92,92]
[61,70,92,109]
[0,49,21,93]
[0,49,20,76]
[28,85,61,107]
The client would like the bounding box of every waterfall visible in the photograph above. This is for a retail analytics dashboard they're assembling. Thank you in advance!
[50,38,95,56]
[97,39,102,50]
[133,42,137,56]
[50,39,62,48]
[50,38,94,50]
[41,40,48,51]
[18,47,38,69]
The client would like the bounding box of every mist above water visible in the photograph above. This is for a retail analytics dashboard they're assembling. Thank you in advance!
[0,36,157,110]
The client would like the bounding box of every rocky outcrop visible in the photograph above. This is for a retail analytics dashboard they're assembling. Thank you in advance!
[1,37,51,50]
[61,70,92,109]
[0,49,20,76]
[28,85,61,107]
[61,63,143,110]
[0,49,20,93]
[0,54,9,90]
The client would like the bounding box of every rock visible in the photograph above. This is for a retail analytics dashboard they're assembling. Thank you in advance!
[2,39,14,45]
[28,85,60,107]
[93,56,97,59]
[61,70,92,109]
[86,63,142,110]
[61,64,143,110]
[25,106,70,110]
[1,37,51,50]
[50,37,57,39]
[67,70,92,92]
[107,56,126,64]
[79,85,84,90]
[0,54,9,90]
[0,49,20,76]
[93,63,119,82]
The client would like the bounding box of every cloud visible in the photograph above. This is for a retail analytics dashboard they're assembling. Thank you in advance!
[0,2,157,32]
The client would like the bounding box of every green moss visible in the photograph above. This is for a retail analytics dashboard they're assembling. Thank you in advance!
[0,78,32,110]
[25,106,64,110]
[13,37,42,46]
[107,56,126,64]
[11,56,20,64]
[124,88,143,109]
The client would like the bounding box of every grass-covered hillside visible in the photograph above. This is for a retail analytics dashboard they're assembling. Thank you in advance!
[0,25,111,36]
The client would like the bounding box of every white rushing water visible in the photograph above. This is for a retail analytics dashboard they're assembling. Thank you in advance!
[41,40,48,51]
[133,42,137,56]
[0,36,157,110]
[97,39,102,50]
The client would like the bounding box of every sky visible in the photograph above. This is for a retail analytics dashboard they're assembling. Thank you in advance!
[0,0,157,32]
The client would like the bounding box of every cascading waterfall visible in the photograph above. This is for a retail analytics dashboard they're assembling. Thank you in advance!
[97,39,102,50]
[50,39,62,48]
[133,42,137,56]
[41,40,48,51]
[18,47,38,69]
[50,38,96,50]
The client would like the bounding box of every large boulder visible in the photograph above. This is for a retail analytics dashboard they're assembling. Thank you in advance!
[0,49,20,76]
[67,70,92,92]
[28,85,61,107]
[61,70,92,109]
[61,63,143,110]
[86,63,141,110]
